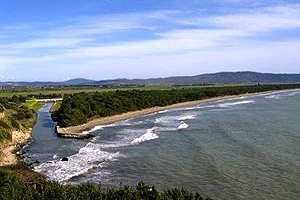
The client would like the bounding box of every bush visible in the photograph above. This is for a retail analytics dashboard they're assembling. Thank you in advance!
[10,118,20,130]
[0,121,11,129]
[0,169,212,200]
[0,128,11,142]
[0,104,5,112]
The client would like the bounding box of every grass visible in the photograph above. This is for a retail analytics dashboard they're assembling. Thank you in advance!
[0,84,263,99]
[0,85,175,98]
[51,101,62,112]
[24,99,44,112]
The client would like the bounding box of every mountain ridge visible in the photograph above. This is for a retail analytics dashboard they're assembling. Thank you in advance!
[1,71,300,87]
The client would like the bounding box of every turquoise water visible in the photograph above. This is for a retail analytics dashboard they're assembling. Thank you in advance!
[22,90,300,200]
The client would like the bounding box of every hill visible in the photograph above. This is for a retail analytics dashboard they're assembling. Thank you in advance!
[1,72,300,87]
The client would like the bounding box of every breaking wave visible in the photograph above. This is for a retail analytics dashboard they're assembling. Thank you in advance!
[131,128,159,145]
[265,95,281,99]
[177,121,189,130]
[34,142,120,183]
[218,100,255,108]
[288,92,300,96]
[178,115,196,121]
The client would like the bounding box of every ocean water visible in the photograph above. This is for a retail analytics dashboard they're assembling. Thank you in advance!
[22,90,300,200]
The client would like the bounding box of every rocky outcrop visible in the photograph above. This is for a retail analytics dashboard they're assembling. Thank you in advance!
[0,129,31,166]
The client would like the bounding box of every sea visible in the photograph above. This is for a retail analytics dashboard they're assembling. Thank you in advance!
[21,90,300,200]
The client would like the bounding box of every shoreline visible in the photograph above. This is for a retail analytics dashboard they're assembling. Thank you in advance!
[0,101,56,166]
[59,88,299,135]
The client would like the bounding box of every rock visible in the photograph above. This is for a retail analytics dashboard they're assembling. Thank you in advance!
[61,157,68,161]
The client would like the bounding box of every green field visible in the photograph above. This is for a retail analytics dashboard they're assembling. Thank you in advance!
[24,99,45,112]
[0,85,176,98]
[0,84,258,99]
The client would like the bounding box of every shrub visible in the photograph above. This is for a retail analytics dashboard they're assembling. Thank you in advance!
[0,169,212,200]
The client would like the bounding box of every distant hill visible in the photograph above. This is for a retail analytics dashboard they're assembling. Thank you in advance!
[1,72,300,87]
[0,78,94,87]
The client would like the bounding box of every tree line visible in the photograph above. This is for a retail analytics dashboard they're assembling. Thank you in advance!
[55,84,300,127]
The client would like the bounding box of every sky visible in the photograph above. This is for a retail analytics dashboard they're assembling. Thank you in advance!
[0,0,300,81]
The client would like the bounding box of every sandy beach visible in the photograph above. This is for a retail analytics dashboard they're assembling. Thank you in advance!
[61,89,294,134]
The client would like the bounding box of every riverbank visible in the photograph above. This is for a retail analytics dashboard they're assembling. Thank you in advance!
[0,129,31,166]
[58,89,299,135]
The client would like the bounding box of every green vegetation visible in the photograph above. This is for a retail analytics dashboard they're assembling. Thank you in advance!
[0,85,173,98]
[50,101,62,112]
[24,99,44,112]
[55,84,300,127]
[0,168,211,200]
[0,96,36,144]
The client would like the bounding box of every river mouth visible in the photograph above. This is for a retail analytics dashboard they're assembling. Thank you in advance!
[22,90,300,199]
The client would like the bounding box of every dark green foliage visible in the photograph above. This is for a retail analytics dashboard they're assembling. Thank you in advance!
[0,121,10,129]
[13,107,35,120]
[0,128,11,141]
[11,95,26,104]
[10,118,20,130]
[56,84,300,127]
[0,96,36,141]
[0,169,211,200]
[27,93,62,99]
[0,104,5,112]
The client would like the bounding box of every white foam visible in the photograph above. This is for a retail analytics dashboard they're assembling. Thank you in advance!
[87,122,126,133]
[177,121,189,130]
[131,128,159,145]
[288,92,299,96]
[265,95,280,99]
[34,142,120,183]
[178,115,196,120]
[87,118,146,134]
[88,125,105,133]
[100,129,142,148]
[154,115,177,124]
[158,110,169,114]
[218,100,255,108]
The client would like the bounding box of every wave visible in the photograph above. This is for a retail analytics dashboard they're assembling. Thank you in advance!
[177,121,189,130]
[87,121,132,133]
[288,92,299,96]
[34,142,120,183]
[154,115,177,124]
[265,95,280,99]
[131,128,159,145]
[158,110,169,114]
[218,100,255,108]
[178,115,196,120]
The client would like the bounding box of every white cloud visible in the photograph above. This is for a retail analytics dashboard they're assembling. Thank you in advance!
[1,3,300,80]
[1,38,94,49]
[209,4,300,32]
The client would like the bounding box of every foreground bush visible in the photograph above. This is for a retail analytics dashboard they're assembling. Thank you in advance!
[0,169,212,200]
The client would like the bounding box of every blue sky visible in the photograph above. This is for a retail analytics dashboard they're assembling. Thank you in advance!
[1,0,300,81]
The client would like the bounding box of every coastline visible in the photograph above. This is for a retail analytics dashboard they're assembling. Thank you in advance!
[0,101,56,166]
[59,89,298,135]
